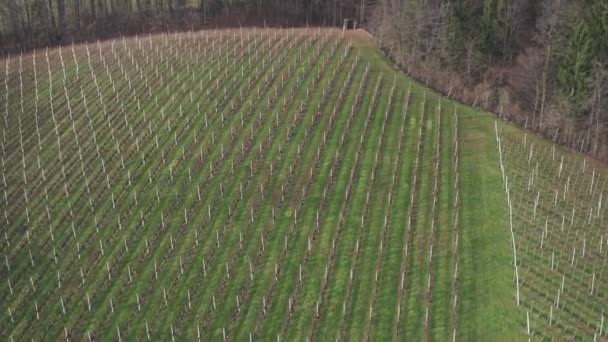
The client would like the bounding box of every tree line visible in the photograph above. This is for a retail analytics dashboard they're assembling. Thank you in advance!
[370,0,607,161]
[0,0,370,52]
[1,0,606,161]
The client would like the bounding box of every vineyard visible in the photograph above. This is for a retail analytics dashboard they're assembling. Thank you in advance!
[496,123,608,340]
[0,27,604,340]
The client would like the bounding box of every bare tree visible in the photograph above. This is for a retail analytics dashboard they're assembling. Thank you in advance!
[57,0,65,41]
[535,0,566,129]
[6,0,25,49]
[589,61,608,158]
[73,0,80,30]
[89,0,96,19]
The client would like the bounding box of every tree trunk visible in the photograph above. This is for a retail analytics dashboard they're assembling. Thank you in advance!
[360,0,365,24]
[594,105,601,157]
[90,0,96,19]
[124,0,131,15]
[7,0,23,49]
[200,0,206,24]
[24,0,34,47]
[57,0,65,41]
[592,69,604,157]
[539,44,551,130]
[73,0,80,30]
[532,80,539,125]
[332,0,336,27]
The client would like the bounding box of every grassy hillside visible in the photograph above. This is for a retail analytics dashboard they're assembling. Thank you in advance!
[0,28,604,340]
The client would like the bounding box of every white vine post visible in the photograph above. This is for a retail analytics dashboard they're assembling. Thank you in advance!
[495,121,520,306]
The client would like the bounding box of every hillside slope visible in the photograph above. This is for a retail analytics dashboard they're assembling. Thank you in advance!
[1,28,604,340]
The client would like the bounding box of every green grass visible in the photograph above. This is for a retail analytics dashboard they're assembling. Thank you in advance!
[457,106,523,340]
[4,27,605,341]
